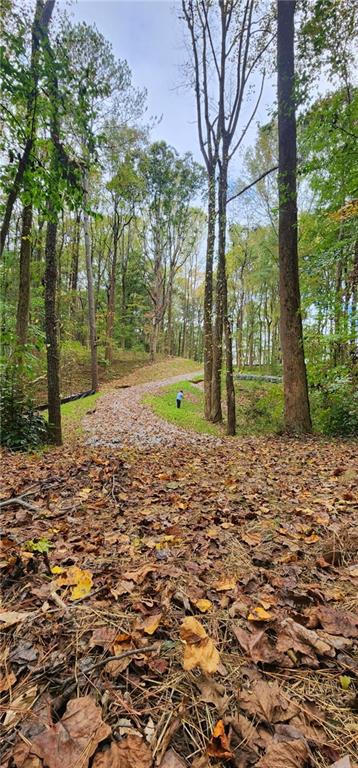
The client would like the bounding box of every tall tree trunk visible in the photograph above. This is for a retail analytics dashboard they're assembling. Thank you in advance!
[203,170,215,418]
[277,0,311,433]
[83,171,98,391]
[16,204,32,346]
[219,155,235,435]
[0,0,55,257]
[44,216,62,444]
[106,208,119,362]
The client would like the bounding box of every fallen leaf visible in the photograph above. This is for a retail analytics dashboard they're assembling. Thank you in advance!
[0,669,16,692]
[238,680,299,724]
[247,606,273,622]
[123,564,157,584]
[89,626,119,650]
[194,599,213,613]
[213,577,236,591]
[4,685,38,728]
[30,695,110,768]
[159,748,188,767]
[276,617,335,662]
[0,610,33,627]
[206,719,233,759]
[140,612,162,635]
[196,675,229,714]
[330,757,352,768]
[308,606,358,639]
[92,734,152,768]
[256,739,309,767]
[53,565,93,601]
[180,617,220,674]
[233,626,284,665]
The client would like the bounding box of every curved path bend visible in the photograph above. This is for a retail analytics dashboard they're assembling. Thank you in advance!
[84,371,223,450]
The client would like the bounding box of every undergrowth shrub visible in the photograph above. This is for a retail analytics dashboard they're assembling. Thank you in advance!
[0,366,48,451]
[311,373,358,437]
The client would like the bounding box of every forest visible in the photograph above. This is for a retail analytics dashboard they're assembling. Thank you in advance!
[0,1,357,767]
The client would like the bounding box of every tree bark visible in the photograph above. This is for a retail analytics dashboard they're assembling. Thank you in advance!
[105,204,119,362]
[44,216,62,445]
[83,171,98,391]
[0,0,55,257]
[16,204,33,346]
[218,153,235,434]
[203,170,215,419]
[277,0,311,433]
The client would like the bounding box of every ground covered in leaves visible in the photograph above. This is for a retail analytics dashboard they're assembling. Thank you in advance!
[1,383,357,768]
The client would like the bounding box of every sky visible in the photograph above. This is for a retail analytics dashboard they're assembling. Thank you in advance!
[63,0,275,178]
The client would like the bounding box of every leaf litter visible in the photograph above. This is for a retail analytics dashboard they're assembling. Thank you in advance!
[0,426,357,767]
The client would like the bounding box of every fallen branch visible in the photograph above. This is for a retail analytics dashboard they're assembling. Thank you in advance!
[89,644,159,672]
[0,495,41,512]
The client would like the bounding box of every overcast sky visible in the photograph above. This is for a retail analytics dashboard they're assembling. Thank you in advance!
[65,0,275,178]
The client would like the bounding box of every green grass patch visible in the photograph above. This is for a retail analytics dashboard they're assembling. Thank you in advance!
[43,392,100,442]
[144,381,220,436]
[145,378,284,436]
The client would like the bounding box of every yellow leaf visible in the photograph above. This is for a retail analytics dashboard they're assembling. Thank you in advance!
[141,612,162,635]
[248,606,273,621]
[214,577,236,592]
[194,599,213,613]
[180,617,220,674]
[340,675,351,690]
[53,565,93,601]
[51,566,64,574]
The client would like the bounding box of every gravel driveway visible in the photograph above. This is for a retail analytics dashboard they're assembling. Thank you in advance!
[84,371,222,449]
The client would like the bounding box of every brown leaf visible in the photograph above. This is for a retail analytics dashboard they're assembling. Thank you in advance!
[0,669,16,692]
[196,675,229,714]
[206,719,233,759]
[123,564,157,584]
[92,736,152,768]
[4,685,38,728]
[330,757,352,768]
[30,695,111,768]
[256,739,309,768]
[180,617,220,674]
[89,626,119,650]
[159,748,188,767]
[233,626,285,665]
[140,612,162,635]
[213,577,236,591]
[238,680,299,724]
[276,618,335,662]
[307,606,358,639]
[0,610,33,627]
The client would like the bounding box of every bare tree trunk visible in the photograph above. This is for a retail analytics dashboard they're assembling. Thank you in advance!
[277,0,311,433]
[44,216,62,445]
[203,170,215,418]
[16,204,32,346]
[218,154,235,434]
[83,171,98,391]
[106,206,119,362]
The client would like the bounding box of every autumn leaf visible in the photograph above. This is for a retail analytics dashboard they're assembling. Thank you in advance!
[140,612,162,635]
[206,719,233,759]
[196,675,229,714]
[0,670,16,692]
[247,606,273,621]
[53,565,93,601]
[30,695,111,768]
[256,739,309,768]
[213,577,236,591]
[180,617,220,674]
[4,685,38,728]
[194,599,213,613]
[92,734,152,768]
[0,610,33,627]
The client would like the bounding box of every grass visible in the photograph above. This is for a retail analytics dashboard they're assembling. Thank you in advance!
[145,377,285,437]
[43,392,100,443]
[144,380,220,435]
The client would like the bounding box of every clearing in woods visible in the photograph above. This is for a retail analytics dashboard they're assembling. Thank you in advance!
[1,362,357,768]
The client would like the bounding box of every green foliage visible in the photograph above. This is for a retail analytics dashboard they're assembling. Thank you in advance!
[0,367,48,451]
[24,537,53,553]
[311,373,358,437]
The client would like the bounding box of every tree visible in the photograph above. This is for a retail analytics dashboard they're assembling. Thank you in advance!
[0,0,56,257]
[182,0,272,434]
[277,0,311,433]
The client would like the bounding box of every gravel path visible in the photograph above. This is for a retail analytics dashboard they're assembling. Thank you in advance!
[84,371,223,450]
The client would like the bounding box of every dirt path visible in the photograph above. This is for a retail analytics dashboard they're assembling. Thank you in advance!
[84,370,222,449]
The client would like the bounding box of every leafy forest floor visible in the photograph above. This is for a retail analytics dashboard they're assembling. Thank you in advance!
[1,360,358,768]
